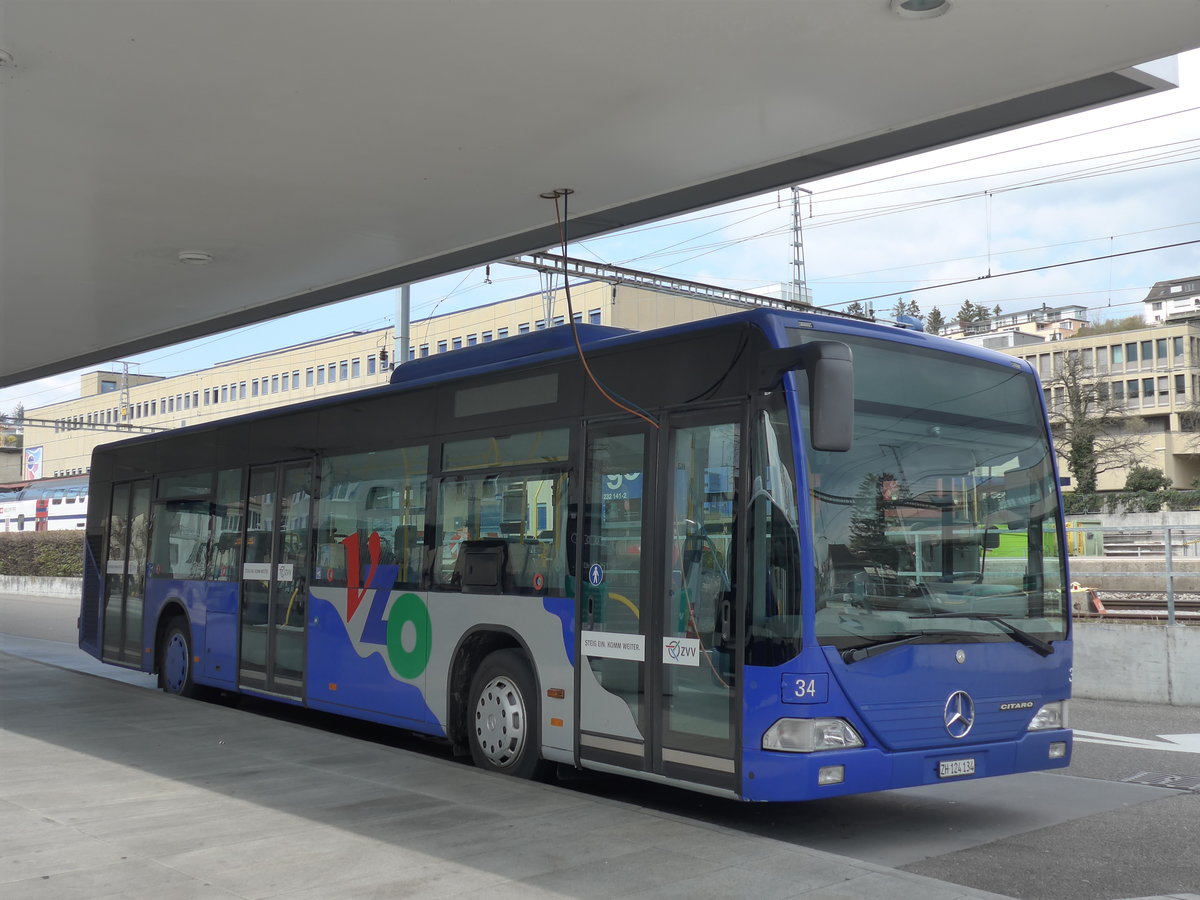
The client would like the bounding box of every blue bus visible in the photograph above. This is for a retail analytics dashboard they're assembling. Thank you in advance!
[79,307,1071,801]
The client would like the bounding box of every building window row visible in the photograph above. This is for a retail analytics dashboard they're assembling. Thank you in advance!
[1025,336,1187,379]
[412,311,602,357]
[1087,376,1184,407]
[50,314,607,432]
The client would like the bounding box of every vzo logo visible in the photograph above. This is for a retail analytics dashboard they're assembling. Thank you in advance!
[340,532,431,680]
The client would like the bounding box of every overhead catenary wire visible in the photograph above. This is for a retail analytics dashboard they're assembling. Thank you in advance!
[831,238,1200,310]
[580,105,1200,252]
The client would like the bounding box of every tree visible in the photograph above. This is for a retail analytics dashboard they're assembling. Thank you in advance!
[890,298,921,320]
[955,300,990,329]
[925,306,946,334]
[1074,315,1145,339]
[1123,465,1171,492]
[1044,350,1144,493]
[2,405,26,448]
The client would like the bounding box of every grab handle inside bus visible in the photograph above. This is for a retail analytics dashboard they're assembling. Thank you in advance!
[758,341,853,452]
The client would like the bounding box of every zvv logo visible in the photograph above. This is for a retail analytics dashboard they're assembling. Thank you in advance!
[664,637,700,666]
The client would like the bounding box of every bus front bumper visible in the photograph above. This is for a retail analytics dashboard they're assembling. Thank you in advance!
[740,728,1072,802]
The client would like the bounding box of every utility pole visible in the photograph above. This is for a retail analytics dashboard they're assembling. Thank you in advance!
[540,269,556,326]
[393,284,410,369]
[791,186,812,305]
[118,361,133,429]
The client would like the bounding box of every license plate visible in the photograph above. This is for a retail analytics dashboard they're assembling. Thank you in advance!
[939,758,976,778]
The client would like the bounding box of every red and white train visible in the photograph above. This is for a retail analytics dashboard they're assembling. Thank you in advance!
[0,475,90,532]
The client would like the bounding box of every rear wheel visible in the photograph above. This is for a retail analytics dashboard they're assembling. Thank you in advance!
[467,649,547,779]
[159,617,200,698]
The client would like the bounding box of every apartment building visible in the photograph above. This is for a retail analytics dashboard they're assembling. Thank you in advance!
[939,304,1089,342]
[1142,275,1200,324]
[22,277,782,477]
[1005,319,1200,491]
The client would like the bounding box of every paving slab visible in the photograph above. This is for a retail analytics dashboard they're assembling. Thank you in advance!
[0,650,1015,900]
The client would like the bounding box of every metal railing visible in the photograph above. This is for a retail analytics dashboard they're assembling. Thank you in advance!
[1064,524,1200,626]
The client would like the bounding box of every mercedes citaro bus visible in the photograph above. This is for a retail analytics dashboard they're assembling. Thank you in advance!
[81,307,1071,801]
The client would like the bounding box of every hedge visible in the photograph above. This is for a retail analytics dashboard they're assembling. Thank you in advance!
[1063,490,1200,515]
[0,531,86,577]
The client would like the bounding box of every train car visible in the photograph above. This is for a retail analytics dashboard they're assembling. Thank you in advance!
[0,475,90,532]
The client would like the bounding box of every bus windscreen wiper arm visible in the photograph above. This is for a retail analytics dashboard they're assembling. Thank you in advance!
[841,632,946,664]
[912,612,1054,657]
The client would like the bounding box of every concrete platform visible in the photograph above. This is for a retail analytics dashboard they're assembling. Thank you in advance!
[0,650,1018,900]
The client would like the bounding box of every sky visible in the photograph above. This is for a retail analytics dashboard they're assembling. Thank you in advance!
[4,50,1200,417]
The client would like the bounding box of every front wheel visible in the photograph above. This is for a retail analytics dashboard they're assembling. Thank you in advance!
[159,617,201,698]
[467,650,548,779]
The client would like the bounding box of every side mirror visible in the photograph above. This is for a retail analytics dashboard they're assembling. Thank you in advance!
[758,341,853,452]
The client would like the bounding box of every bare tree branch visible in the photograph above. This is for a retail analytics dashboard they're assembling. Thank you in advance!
[1043,350,1144,492]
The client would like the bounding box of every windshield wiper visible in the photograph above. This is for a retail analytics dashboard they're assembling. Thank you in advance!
[841,631,950,664]
[912,612,1054,657]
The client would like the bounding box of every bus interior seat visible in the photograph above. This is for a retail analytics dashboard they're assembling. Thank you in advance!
[244,530,274,565]
[505,538,533,590]
[315,539,347,583]
[460,539,508,593]
[507,536,551,592]
[827,543,862,590]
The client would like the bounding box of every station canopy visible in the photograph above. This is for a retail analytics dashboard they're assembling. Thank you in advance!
[3,0,1200,387]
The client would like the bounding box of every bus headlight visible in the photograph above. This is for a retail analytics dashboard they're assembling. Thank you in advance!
[763,718,864,753]
[1027,701,1068,731]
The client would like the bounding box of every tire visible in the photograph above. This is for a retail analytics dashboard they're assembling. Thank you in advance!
[467,649,547,779]
[159,616,201,698]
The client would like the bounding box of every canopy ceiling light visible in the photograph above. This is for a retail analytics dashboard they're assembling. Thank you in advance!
[177,250,214,265]
[891,0,951,19]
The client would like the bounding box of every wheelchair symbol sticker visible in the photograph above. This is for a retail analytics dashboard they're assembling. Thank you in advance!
[588,564,604,586]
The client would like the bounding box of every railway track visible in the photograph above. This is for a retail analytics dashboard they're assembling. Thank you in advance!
[1078,590,1200,619]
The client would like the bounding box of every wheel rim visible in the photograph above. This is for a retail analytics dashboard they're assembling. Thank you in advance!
[473,674,527,768]
[164,631,189,693]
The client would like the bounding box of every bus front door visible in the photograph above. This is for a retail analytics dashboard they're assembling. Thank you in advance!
[239,462,313,698]
[658,414,739,791]
[580,413,739,792]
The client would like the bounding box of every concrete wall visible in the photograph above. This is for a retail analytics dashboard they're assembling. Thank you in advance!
[1085,511,1200,529]
[1068,557,1200,592]
[3,577,1196,706]
[1073,621,1200,706]
[0,575,82,599]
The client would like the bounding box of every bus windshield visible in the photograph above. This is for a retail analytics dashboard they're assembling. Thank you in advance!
[799,332,1068,655]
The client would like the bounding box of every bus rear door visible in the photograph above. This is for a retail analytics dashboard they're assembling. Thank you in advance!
[239,461,313,698]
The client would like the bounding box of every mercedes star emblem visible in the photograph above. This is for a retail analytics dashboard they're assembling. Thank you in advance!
[944,690,975,739]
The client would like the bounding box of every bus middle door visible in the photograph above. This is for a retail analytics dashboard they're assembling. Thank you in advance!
[579,424,654,772]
